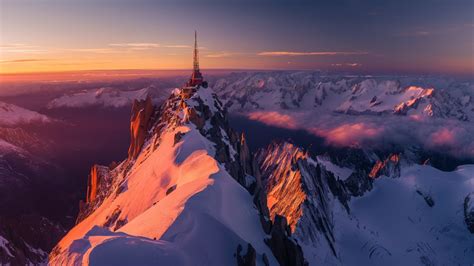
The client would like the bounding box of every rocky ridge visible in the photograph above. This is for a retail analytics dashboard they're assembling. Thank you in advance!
[51,86,306,265]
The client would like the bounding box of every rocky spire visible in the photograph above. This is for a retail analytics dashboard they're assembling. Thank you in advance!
[128,96,154,160]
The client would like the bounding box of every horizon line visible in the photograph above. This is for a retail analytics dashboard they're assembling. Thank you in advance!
[0,67,473,79]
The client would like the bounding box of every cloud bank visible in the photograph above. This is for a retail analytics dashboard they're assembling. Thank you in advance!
[246,110,474,159]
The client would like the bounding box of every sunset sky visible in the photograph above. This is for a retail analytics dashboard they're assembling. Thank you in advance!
[0,0,473,75]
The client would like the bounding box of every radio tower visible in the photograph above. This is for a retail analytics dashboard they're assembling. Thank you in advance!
[193,30,199,73]
[187,30,204,87]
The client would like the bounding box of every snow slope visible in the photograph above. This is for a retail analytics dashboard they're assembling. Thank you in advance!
[0,101,50,126]
[50,87,278,265]
[330,164,474,266]
[47,87,150,108]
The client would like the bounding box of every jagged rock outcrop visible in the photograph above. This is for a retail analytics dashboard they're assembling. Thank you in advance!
[128,96,154,160]
[416,189,435,207]
[265,215,307,266]
[258,142,309,232]
[393,88,434,115]
[77,164,113,223]
[464,193,474,233]
[86,164,109,203]
[257,142,350,261]
[236,243,257,266]
[368,153,401,179]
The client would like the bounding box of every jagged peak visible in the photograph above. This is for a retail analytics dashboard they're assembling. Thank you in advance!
[368,153,401,179]
[256,141,310,232]
[128,95,154,160]
[258,141,309,167]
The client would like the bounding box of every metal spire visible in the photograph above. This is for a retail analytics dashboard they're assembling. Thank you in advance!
[193,30,199,72]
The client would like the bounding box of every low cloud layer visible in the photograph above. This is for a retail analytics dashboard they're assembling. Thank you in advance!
[246,110,474,159]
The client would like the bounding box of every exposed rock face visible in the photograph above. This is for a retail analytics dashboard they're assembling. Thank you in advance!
[77,164,112,223]
[464,193,474,233]
[258,142,309,232]
[265,215,307,266]
[239,133,253,175]
[257,142,350,261]
[393,88,434,115]
[236,243,257,266]
[368,153,401,179]
[86,164,109,203]
[128,96,154,160]
[416,189,435,207]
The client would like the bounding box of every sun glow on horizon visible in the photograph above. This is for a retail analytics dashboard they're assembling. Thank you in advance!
[0,0,472,76]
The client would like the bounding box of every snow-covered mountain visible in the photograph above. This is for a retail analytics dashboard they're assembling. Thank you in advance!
[47,86,171,109]
[214,72,473,121]
[49,86,305,265]
[257,141,474,265]
[0,101,51,126]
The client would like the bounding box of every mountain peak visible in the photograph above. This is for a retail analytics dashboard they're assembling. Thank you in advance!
[50,84,307,265]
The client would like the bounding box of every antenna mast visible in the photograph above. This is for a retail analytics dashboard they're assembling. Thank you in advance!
[193,30,199,72]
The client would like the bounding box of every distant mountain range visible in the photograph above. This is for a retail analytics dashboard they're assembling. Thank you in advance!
[213,72,473,121]
[0,101,51,126]
[213,72,474,160]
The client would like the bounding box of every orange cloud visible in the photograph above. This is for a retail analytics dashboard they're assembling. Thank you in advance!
[430,128,456,146]
[206,52,235,58]
[311,123,383,147]
[163,45,191,48]
[247,111,298,129]
[109,43,160,48]
[258,51,368,56]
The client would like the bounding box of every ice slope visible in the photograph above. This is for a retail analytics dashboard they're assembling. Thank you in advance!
[0,101,50,126]
[47,87,149,108]
[50,87,277,265]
